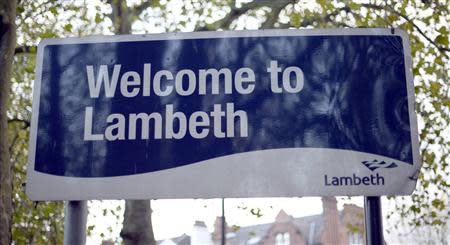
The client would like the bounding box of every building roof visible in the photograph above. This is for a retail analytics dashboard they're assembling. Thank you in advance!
[227,213,325,245]
[158,234,190,245]
[173,234,190,245]
[159,204,364,245]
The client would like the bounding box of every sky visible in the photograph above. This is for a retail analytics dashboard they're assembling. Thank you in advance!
[87,196,450,244]
[86,197,367,244]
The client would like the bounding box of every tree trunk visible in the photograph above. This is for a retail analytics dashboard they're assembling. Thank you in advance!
[110,1,286,243]
[0,0,16,244]
[120,200,155,245]
[108,1,156,244]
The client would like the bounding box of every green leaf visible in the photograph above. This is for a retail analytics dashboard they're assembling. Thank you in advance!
[49,6,58,16]
[424,66,434,74]
[431,211,437,218]
[291,13,300,27]
[431,199,445,211]
[16,6,25,14]
[24,66,34,74]
[345,223,362,233]
[250,208,263,218]
[95,13,102,24]
[443,99,450,108]
[39,32,57,39]
[438,26,448,35]
[431,219,444,225]
[63,24,73,32]
[432,101,441,111]
[410,205,421,213]
[435,56,444,65]
[231,225,241,232]
[429,82,441,96]
[435,35,449,46]
[348,2,361,10]
[387,15,399,23]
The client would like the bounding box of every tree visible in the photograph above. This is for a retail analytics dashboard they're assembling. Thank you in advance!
[106,1,294,244]
[10,1,108,243]
[106,1,156,244]
[0,0,16,244]
[5,0,449,243]
[101,0,449,238]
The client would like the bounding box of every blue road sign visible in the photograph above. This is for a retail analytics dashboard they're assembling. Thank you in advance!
[27,29,420,200]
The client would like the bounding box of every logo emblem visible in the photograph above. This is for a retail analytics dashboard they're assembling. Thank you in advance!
[361,160,398,171]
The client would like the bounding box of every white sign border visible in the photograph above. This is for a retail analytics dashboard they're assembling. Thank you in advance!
[26,28,421,200]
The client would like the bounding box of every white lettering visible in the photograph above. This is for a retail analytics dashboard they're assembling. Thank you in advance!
[83,107,104,141]
[120,71,141,97]
[267,60,282,93]
[83,103,248,141]
[129,112,162,139]
[210,104,226,138]
[226,103,248,137]
[143,63,151,96]
[189,111,210,139]
[198,68,232,95]
[235,67,255,94]
[105,113,126,141]
[282,66,304,93]
[165,104,187,139]
[86,64,121,98]
[175,69,196,96]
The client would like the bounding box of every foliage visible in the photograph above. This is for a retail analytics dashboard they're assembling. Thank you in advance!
[10,0,107,243]
[107,0,450,233]
[6,0,449,243]
[1,1,17,244]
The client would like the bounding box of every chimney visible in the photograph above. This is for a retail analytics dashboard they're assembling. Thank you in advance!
[321,197,341,245]
[212,216,230,243]
[191,220,213,245]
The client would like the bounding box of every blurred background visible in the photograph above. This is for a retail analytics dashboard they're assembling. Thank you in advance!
[3,0,449,244]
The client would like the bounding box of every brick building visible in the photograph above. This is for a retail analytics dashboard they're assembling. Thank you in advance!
[159,197,365,245]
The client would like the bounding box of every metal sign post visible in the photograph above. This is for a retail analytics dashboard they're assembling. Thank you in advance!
[364,196,384,245]
[221,198,225,245]
[64,200,87,245]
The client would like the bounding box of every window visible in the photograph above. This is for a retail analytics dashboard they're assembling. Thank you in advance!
[275,232,290,245]
[348,232,362,245]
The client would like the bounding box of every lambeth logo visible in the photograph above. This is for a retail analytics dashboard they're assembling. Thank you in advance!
[324,159,396,187]
[361,160,398,171]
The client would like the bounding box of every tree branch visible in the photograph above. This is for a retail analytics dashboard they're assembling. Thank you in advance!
[359,3,450,54]
[219,1,264,29]
[14,45,35,55]
[196,0,290,31]
[277,6,351,29]
[261,0,294,29]
[9,132,20,155]
[7,118,30,129]
[108,0,132,34]
[132,1,152,16]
